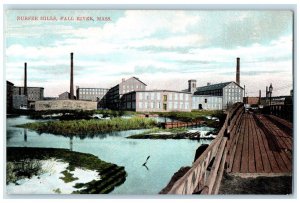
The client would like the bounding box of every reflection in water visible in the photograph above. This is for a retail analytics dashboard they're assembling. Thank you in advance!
[70,136,73,151]
[7,115,213,195]
[24,128,27,142]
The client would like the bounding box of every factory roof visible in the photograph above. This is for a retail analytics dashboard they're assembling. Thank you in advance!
[6,81,14,86]
[196,82,231,92]
[123,89,192,95]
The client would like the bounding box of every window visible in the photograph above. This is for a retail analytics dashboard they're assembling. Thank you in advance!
[180,94,183,100]
[151,102,154,109]
[185,94,189,101]
[163,95,167,102]
[180,102,184,109]
[151,93,155,100]
[174,102,178,109]
[185,103,189,109]
[163,103,167,110]
[157,102,161,109]
[205,99,207,103]
[145,102,148,109]
[175,93,178,100]
[168,102,173,109]
[157,93,161,100]
[141,92,145,100]
[145,93,149,100]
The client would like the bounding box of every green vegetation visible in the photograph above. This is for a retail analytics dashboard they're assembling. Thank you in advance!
[127,132,214,140]
[29,109,138,120]
[17,117,157,136]
[60,170,78,183]
[7,147,127,194]
[127,127,187,139]
[6,159,43,184]
[154,110,225,122]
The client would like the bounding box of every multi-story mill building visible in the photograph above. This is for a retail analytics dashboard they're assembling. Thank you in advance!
[120,90,192,112]
[105,77,147,110]
[13,86,44,102]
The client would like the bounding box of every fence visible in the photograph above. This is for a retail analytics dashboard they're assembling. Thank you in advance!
[162,120,205,129]
[164,102,244,195]
[263,104,293,122]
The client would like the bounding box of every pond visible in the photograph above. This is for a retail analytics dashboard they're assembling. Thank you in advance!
[6,115,213,195]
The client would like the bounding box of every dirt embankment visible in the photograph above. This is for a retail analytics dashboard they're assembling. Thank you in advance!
[219,173,292,195]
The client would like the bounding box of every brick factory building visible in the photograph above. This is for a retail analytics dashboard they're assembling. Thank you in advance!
[243,97,260,105]
[12,86,44,109]
[192,95,223,110]
[193,81,243,110]
[183,58,244,110]
[76,87,109,102]
[6,81,14,113]
[105,77,147,110]
[13,86,44,102]
[58,91,70,100]
[120,90,192,112]
[35,100,97,111]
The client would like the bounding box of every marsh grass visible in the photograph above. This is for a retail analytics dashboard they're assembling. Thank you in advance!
[17,117,157,136]
[155,110,225,122]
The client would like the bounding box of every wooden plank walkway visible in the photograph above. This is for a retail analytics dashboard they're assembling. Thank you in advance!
[227,113,293,176]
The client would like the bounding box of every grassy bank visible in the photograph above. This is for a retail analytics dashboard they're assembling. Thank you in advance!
[28,109,138,120]
[154,110,225,122]
[127,127,216,140]
[127,128,187,139]
[7,147,127,194]
[17,117,157,136]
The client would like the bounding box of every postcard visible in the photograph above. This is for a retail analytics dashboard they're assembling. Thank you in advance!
[5,9,293,196]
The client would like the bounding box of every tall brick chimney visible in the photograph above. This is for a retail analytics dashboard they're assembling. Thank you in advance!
[70,52,74,100]
[24,62,27,96]
[236,57,240,86]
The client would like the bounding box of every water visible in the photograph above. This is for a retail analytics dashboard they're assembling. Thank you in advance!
[6,116,212,195]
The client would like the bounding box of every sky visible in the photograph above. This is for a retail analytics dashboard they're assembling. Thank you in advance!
[5,10,293,97]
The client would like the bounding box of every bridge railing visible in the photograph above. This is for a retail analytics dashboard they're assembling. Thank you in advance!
[165,102,244,195]
[263,104,293,122]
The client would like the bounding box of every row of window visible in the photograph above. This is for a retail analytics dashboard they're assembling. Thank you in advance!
[138,92,189,101]
[137,101,190,110]
[121,84,144,90]
[192,104,222,109]
[225,88,242,93]
[80,91,107,95]
[192,97,222,103]
[79,89,108,93]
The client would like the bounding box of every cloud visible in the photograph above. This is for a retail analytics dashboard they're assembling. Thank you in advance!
[5,10,293,97]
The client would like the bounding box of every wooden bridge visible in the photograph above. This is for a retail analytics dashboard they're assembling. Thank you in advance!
[163,102,293,195]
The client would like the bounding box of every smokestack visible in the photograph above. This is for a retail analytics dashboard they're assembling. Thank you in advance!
[236,57,240,85]
[24,62,27,96]
[266,86,268,98]
[259,90,261,104]
[70,53,74,100]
